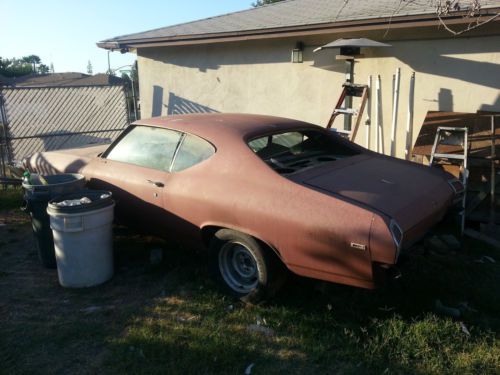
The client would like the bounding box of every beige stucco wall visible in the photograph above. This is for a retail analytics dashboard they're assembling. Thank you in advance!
[137,34,500,159]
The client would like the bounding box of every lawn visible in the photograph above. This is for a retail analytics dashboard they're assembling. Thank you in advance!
[0,188,498,374]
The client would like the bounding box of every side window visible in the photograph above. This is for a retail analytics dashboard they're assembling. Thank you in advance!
[105,126,182,171]
[171,134,215,172]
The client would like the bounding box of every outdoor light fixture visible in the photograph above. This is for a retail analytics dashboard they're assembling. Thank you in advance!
[291,42,304,63]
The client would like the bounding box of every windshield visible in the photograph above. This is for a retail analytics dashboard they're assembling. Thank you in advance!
[248,129,359,175]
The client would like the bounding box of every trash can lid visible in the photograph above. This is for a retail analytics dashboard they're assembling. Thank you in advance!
[48,190,113,213]
[22,173,85,190]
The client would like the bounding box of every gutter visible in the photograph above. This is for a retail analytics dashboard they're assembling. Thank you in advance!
[96,8,500,50]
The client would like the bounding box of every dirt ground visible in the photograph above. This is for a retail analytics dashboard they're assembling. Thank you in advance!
[0,208,176,374]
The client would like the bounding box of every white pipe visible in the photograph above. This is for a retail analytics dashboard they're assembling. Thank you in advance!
[365,76,372,150]
[405,72,415,160]
[390,68,400,157]
[375,75,381,153]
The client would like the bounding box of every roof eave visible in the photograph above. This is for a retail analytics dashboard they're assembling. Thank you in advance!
[96,41,123,50]
[97,9,500,50]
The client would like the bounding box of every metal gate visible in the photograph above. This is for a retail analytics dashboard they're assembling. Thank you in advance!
[0,84,130,176]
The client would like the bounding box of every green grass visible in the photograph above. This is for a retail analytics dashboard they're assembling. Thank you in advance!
[0,186,23,211]
[101,249,499,375]
[0,216,498,374]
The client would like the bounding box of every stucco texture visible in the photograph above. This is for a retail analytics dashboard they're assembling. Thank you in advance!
[137,34,500,159]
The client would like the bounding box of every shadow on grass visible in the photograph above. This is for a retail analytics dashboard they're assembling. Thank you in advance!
[102,224,500,375]
[1,219,498,374]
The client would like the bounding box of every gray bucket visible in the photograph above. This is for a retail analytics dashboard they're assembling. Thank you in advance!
[47,190,115,288]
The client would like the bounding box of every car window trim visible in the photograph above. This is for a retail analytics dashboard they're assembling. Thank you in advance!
[102,124,185,173]
[169,133,187,173]
[101,125,135,159]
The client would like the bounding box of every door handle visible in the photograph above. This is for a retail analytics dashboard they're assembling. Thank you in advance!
[147,180,165,188]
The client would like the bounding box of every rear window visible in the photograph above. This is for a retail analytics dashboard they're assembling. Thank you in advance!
[248,130,359,175]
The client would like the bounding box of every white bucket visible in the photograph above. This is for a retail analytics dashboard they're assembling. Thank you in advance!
[47,195,115,288]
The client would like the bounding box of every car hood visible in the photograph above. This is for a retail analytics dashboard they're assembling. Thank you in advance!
[299,155,454,229]
[25,144,109,175]
[53,144,110,159]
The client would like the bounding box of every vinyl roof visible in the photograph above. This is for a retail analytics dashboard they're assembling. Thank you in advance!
[98,0,500,48]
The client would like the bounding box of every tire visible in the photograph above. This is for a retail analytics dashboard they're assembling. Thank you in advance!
[209,229,286,304]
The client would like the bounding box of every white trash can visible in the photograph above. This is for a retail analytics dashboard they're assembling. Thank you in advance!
[47,190,115,288]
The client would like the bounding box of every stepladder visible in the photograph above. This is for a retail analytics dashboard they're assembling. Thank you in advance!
[429,126,469,233]
[326,82,368,142]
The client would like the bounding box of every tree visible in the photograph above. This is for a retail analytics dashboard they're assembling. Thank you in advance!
[38,64,50,74]
[0,55,52,77]
[50,62,55,73]
[252,0,284,7]
[341,0,500,36]
[21,55,41,73]
[431,0,500,35]
[87,60,93,75]
[0,57,34,77]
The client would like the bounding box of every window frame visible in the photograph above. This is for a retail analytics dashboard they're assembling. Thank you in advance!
[102,124,216,173]
[245,127,360,175]
[170,132,217,173]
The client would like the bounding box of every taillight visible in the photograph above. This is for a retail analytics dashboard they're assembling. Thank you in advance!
[389,219,403,262]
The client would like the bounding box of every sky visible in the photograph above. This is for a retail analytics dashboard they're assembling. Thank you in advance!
[0,0,253,74]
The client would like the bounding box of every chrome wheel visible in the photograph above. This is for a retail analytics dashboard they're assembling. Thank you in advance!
[218,241,259,293]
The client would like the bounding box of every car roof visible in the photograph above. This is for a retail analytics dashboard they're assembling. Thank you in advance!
[133,113,319,143]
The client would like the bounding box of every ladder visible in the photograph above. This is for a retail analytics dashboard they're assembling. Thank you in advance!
[326,82,369,142]
[429,126,469,233]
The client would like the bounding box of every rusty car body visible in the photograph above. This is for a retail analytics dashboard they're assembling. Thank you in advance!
[25,114,462,301]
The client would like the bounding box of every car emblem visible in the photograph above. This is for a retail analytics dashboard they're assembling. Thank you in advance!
[350,242,367,251]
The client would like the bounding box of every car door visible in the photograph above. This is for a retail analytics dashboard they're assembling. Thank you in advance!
[157,132,217,243]
[85,125,183,234]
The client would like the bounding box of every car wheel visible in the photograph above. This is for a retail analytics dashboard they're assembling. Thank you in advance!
[209,229,286,304]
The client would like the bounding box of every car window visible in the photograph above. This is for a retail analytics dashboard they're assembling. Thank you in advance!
[249,132,305,153]
[273,132,305,148]
[106,126,182,171]
[248,129,359,175]
[171,134,215,172]
[248,137,268,152]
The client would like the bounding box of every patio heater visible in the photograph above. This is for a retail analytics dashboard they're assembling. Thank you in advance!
[314,38,391,131]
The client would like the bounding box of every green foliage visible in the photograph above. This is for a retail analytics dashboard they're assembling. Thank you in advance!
[252,0,285,7]
[0,55,48,77]
[0,57,34,77]
[87,60,93,75]
[21,55,41,65]
[0,187,23,210]
[38,64,50,74]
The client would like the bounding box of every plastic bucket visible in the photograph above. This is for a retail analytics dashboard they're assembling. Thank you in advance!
[47,190,115,288]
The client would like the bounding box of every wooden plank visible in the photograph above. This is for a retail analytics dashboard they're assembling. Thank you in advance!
[464,228,500,249]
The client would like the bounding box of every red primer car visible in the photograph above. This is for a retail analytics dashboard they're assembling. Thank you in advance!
[25,114,462,302]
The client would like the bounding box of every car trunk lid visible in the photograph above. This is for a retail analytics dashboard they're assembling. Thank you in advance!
[296,155,453,229]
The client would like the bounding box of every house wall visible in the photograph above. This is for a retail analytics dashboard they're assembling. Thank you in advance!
[137,34,500,159]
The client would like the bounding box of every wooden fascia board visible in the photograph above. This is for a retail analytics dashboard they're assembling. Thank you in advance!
[98,9,500,49]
